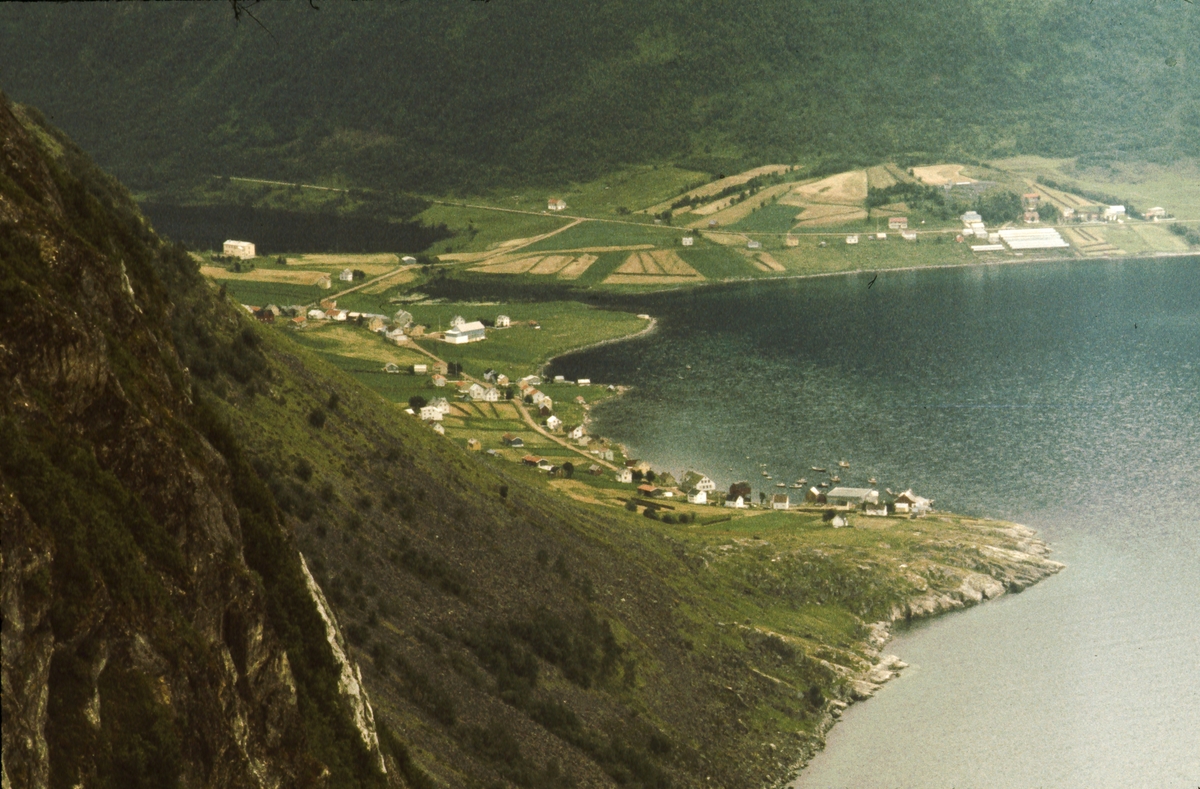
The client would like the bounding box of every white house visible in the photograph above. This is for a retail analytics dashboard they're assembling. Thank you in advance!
[826,487,880,508]
[616,468,633,484]
[482,386,501,402]
[961,211,983,224]
[430,422,445,435]
[892,489,931,515]
[495,314,511,328]
[1103,205,1126,221]
[681,471,716,492]
[902,231,918,241]
[430,397,452,414]
[682,236,694,246]
[393,310,413,328]
[529,389,549,406]
[385,327,407,345]
[568,425,586,440]
[724,495,748,509]
[412,363,427,374]
[547,198,567,211]
[830,513,848,528]
[419,405,443,421]
[747,240,762,250]
[316,274,332,289]
[545,415,563,432]
[864,501,889,516]
[223,240,256,259]
[401,255,417,264]
[307,309,327,320]
[444,320,486,344]
[846,235,859,245]
[450,315,465,328]
[686,489,708,505]
[576,378,591,386]
[771,493,790,510]
[1146,207,1167,220]
[432,374,447,387]
[888,217,908,230]
[462,383,487,401]
[339,268,354,282]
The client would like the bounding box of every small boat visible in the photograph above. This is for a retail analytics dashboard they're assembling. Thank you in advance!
[761,471,769,477]
[775,482,786,488]
[789,483,803,489]
[868,477,877,485]
[811,466,827,473]
[838,460,850,469]
[818,481,830,488]
[830,475,841,483]
[765,475,773,480]
[795,477,806,485]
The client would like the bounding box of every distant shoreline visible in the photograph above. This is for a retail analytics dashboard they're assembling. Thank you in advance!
[617,248,1200,297]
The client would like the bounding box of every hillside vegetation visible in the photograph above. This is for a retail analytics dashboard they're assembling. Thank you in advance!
[1,1,1197,198]
[4,99,1069,788]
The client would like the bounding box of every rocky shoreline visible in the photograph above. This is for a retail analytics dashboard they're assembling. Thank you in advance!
[778,521,1065,786]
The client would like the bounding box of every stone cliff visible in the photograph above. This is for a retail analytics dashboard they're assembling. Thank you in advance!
[1,94,384,788]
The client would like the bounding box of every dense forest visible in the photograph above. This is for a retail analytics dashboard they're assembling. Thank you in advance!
[1,1,1197,196]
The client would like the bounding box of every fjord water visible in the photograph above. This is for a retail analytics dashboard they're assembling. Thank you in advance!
[548,258,1200,788]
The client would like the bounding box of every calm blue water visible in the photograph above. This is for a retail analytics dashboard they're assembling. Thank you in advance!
[549,258,1200,788]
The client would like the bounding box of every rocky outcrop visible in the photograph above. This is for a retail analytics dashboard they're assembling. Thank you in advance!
[1,95,377,788]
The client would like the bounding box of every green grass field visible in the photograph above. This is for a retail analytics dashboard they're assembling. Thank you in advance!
[680,245,762,280]
[215,279,332,307]
[727,203,803,234]
[418,203,572,255]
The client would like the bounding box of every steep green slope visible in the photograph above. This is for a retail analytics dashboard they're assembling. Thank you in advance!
[1,96,390,787]
[3,98,1067,789]
[1,1,1196,197]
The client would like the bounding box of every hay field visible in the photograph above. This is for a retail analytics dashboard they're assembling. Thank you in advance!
[557,254,599,280]
[200,266,329,285]
[469,253,600,280]
[785,170,868,205]
[866,165,898,189]
[1060,226,1123,256]
[912,164,975,186]
[289,253,399,270]
[643,164,793,215]
[602,250,705,284]
[755,252,786,272]
[793,204,868,227]
[688,182,799,227]
[360,269,416,294]
[528,255,574,275]
[703,232,751,246]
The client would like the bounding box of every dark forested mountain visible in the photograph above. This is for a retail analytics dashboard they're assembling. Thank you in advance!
[1,1,1197,195]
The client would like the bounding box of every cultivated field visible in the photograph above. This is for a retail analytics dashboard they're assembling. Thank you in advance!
[783,170,868,206]
[793,204,868,227]
[643,164,793,215]
[602,250,705,284]
[687,182,800,227]
[468,252,601,280]
[199,266,330,285]
[287,253,399,270]
[912,164,975,186]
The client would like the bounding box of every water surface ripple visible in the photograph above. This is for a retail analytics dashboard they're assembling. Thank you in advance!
[549,258,1200,788]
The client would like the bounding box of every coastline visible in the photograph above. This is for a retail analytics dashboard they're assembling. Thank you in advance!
[603,248,1200,298]
[540,315,658,375]
[779,525,1064,787]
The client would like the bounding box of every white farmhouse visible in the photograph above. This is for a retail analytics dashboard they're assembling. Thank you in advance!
[545,415,563,432]
[495,314,511,328]
[687,489,708,505]
[339,268,354,282]
[419,405,443,421]
[615,468,633,484]
[223,240,256,259]
[444,320,486,344]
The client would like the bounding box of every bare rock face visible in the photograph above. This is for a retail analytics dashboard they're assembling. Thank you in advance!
[1,95,371,788]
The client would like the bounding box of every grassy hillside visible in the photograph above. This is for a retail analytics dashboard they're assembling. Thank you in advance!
[4,97,1068,789]
[1,1,1197,199]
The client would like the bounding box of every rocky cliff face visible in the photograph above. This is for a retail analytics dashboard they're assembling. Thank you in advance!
[1,95,382,788]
